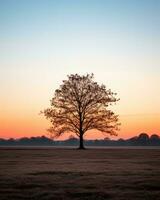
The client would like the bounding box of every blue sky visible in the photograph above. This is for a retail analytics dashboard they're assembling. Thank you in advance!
[0,0,160,138]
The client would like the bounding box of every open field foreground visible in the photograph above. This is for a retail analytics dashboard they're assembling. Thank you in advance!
[0,148,160,200]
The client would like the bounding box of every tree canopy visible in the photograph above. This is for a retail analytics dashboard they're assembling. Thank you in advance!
[42,73,120,149]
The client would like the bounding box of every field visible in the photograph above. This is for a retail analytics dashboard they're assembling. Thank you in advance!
[0,147,160,200]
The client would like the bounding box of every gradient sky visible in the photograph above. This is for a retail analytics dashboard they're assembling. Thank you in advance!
[0,0,160,139]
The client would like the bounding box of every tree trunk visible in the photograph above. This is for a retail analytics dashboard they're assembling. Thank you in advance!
[79,133,85,149]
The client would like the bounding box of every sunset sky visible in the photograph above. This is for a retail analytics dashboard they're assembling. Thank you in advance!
[0,0,159,139]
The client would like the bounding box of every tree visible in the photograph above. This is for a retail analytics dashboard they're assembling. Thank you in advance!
[41,73,120,149]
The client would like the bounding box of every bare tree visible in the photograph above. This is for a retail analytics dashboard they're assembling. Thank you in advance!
[41,74,120,149]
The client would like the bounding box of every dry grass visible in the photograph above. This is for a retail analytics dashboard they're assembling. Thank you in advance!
[0,147,160,199]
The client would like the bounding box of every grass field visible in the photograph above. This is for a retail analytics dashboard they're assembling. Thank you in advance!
[0,147,160,200]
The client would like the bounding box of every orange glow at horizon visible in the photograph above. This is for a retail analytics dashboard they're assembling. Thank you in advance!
[0,113,159,140]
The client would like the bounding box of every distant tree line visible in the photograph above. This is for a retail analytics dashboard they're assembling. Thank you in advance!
[0,133,160,146]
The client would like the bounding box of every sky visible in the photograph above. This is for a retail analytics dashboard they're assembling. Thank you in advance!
[0,0,160,139]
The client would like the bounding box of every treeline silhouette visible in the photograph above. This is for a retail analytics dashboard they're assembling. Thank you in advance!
[0,133,160,146]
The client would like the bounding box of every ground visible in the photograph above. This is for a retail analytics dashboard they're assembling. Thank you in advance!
[0,147,160,200]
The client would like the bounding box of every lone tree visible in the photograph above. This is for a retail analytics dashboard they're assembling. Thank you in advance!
[42,74,120,149]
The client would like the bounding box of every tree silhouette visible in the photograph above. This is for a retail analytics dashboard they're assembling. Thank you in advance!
[42,74,120,149]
